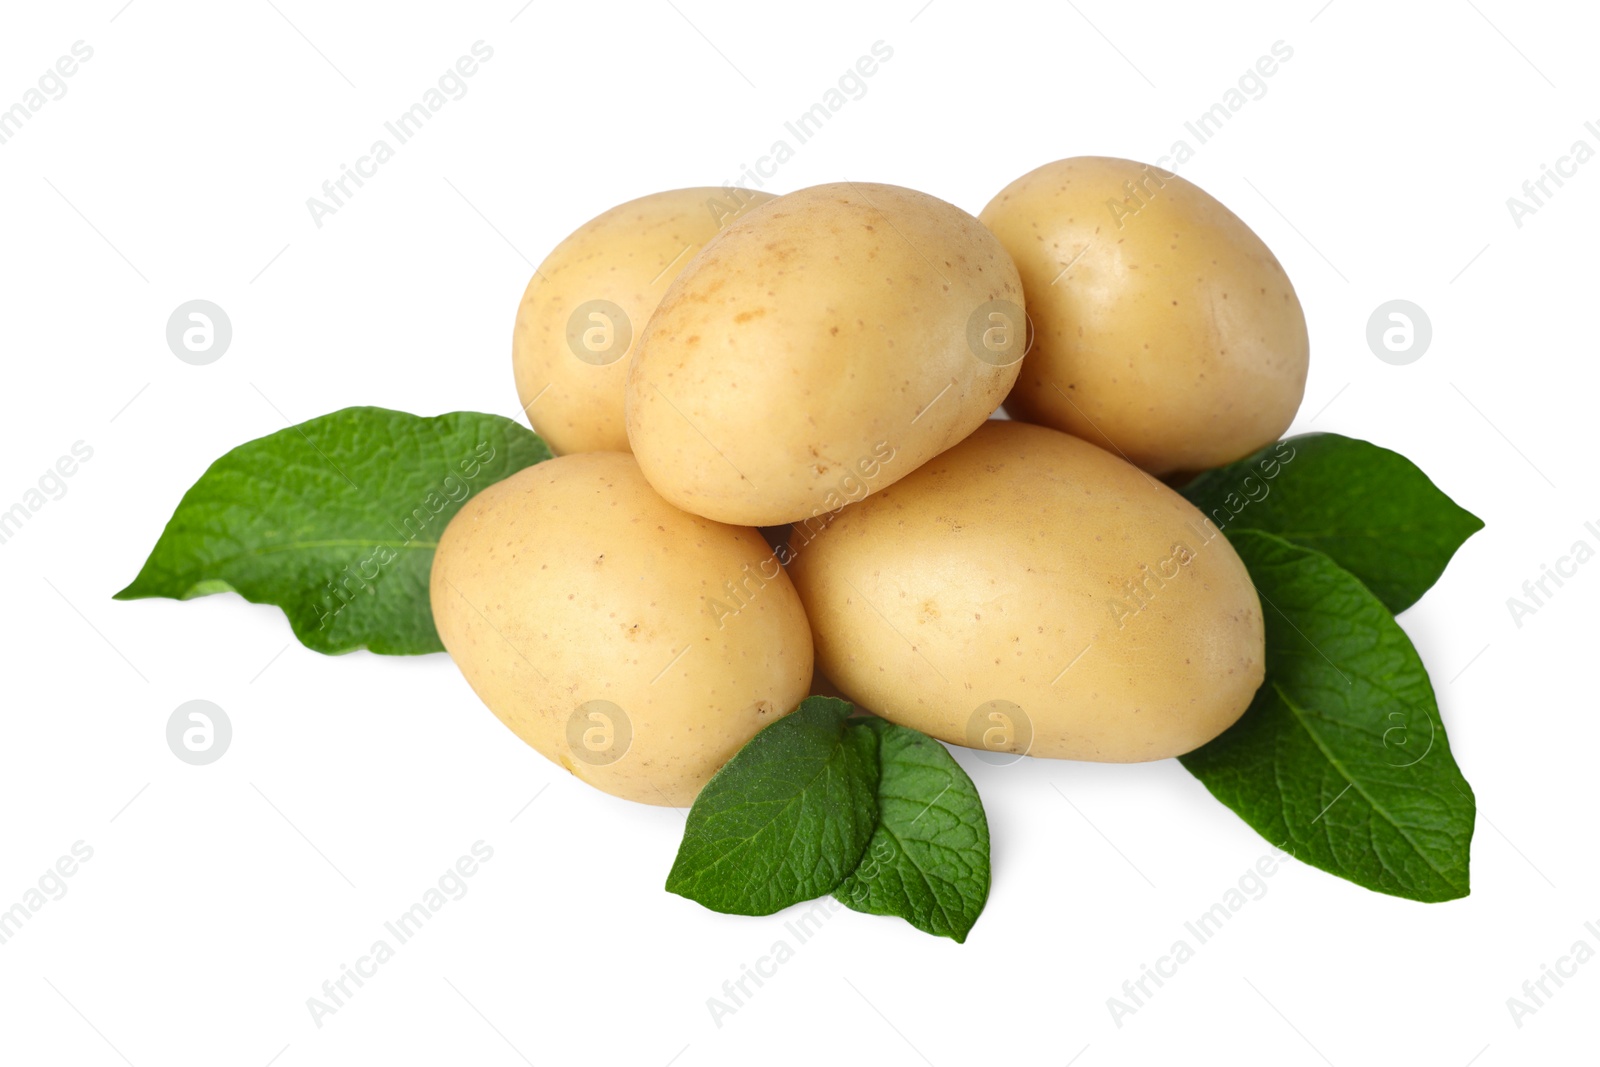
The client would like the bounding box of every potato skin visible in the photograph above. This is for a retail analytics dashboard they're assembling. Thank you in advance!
[430,452,812,805]
[625,182,1026,526]
[787,420,1264,762]
[981,157,1308,476]
[512,187,774,456]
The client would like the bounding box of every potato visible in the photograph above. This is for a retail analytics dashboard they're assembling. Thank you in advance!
[980,156,1309,476]
[787,420,1264,762]
[512,187,774,455]
[430,452,812,805]
[625,181,1026,527]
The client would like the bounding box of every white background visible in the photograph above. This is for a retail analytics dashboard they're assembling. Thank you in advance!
[1,1,1595,1064]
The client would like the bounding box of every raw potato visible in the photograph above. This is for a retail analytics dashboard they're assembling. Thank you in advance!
[626,181,1026,527]
[512,187,775,455]
[430,452,812,806]
[981,156,1309,476]
[788,420,1264,762]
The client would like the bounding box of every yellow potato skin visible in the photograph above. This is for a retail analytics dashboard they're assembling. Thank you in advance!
[430,452,812,806]
[787,420,1264,762]
[626,182,1026,526]
[981,157,1309,476]
[512,187,774,456]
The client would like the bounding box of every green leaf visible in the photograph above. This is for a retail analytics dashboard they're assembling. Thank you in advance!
[114,407,550,655]
[1180,530,1475,902]
[833,719,990,942]
[667,697,879,916]
[1180,434,1483,613]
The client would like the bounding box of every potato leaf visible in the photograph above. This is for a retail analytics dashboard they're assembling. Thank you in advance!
[114,407,550,655]
[833,718,991,942]
[667,698,879,916]
[1181,530,1475,902]
[1180,433,1483,613]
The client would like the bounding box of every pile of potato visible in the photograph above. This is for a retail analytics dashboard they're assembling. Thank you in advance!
[430,157,1310,806]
